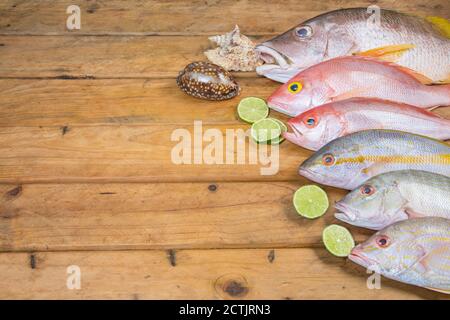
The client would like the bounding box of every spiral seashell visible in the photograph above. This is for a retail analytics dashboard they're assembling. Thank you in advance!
[204,25,263,72]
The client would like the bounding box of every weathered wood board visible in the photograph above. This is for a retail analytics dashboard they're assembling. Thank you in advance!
[0,0,447,35]
[0,248,446,299]
[0,0,449,299]
[0,182,373,251]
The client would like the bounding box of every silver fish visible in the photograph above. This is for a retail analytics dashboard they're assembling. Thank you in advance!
[335,170,450,230]
[349,217,450,294]
[256,8,450,83]
[299,130,450,190]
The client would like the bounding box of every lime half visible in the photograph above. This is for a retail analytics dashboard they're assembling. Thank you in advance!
[323,225,355,257]
[237,97,269,123]
[268,119,287,145]
[293,185,329,219]
[251,118,281,143]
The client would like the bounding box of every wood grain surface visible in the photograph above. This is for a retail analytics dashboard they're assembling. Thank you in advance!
[0,182,372,251]
[0,0,449,299]
[0,0,448,35]
[0,249,446,299]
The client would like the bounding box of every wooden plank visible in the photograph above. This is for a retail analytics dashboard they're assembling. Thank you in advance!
[0,78,449,127]
[0,35,218,78]
[0,248,447,299]
[0,78,280,126]
[0,182,376,251]
[0,0,447,35]
[0,124,315,183]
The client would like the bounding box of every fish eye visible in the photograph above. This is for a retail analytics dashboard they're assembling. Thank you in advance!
[375,235,391,248]
[288,81,303,94]
[360,185,376,196]
[304,116,317,127]
[322,153,335,166]
[295,25,313,39]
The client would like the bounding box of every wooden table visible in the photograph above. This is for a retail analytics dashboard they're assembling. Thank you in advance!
[0,0,449,299]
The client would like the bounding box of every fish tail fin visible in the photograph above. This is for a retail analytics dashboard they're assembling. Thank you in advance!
[426,16,450,38]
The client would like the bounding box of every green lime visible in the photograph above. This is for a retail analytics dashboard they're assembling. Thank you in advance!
[268,118,287,145]
[322,225,355,257]
[251,118,281,143]
[237,97,269,123]
[293,185,329,219]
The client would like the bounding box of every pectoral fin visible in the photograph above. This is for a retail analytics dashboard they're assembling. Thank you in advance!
[354,44,414,62]
[405,208,425,219]
[330,88,368,102]
[361,162,385,177]
[412,245,450,288]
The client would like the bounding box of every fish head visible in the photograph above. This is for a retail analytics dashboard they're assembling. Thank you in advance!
[266,73,330,117]
[298,136,367,189]
[283,106,344,150]
[349,223,426,275]
[335,176,407,230]
[255,19,329,83]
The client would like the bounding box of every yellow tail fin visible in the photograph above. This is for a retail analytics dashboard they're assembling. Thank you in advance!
[426,16,450,38]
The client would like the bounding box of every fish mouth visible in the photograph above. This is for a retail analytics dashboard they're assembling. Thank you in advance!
[255,45,301,83]
[298,166,322,183]
[287,121,303,137]
[299,164,342,186]
[348,249,379,271]
[283,122,303,144]
[256,45,291,69]
[348,251,371,268]
[334,201,358,223]
[267,100,298,117]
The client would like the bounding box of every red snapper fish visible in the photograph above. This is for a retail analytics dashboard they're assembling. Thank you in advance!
[349,217,450,294]
[256,8,450,84]
[267,56,450,117]
[284,98,450,151]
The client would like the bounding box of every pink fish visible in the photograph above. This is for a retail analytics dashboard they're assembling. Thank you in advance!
[284,98,450,151]
[267,56,450,117]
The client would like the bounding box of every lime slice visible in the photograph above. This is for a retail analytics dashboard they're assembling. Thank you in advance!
[237,97,269,123]
[293,185,329,219]
[251,118,281,143]
[268,118,287,145]
[323,225,355,257]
